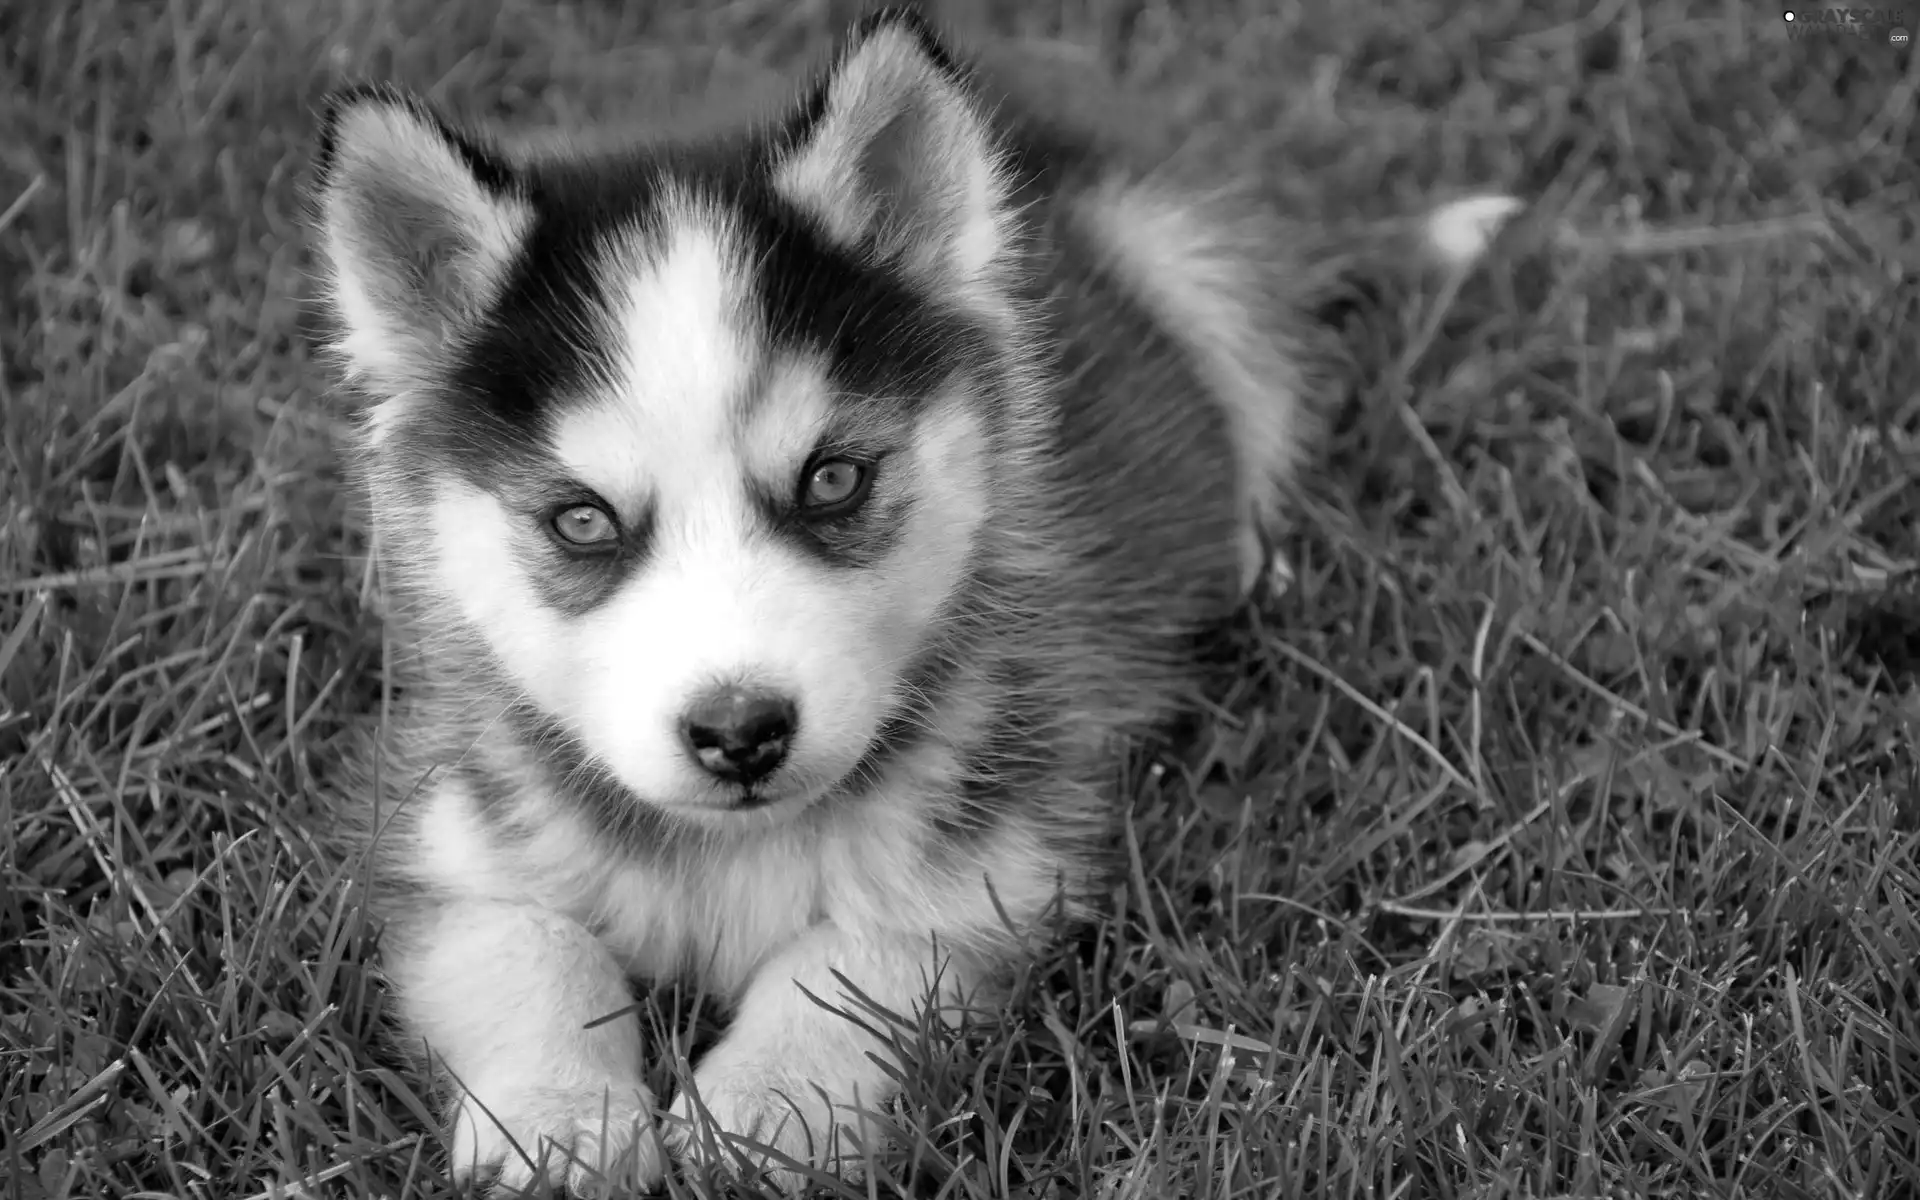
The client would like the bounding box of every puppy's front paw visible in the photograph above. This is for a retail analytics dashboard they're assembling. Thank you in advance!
[666,1061,878,1193]
[451,1078,661,1197]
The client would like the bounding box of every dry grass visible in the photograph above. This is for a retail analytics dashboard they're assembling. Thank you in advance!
[4,1,1918,1197]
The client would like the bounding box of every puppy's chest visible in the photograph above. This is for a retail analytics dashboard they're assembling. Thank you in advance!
[586,841,823,995]
[421,780,937,995]
[490,810,893,997]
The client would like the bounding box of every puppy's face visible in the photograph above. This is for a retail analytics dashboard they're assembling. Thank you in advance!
[406,207,994,820]
[315,21,1022,824]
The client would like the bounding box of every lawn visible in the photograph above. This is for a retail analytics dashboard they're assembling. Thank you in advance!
[3,0,1917,1197]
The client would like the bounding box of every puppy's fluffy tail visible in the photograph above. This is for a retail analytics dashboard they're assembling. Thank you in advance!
[1296,191,1525,335]
[1319,192,1526,284]
[1410,194,1525,271]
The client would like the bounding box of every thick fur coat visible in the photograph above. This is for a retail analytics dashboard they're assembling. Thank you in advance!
[310,6,1514,1192]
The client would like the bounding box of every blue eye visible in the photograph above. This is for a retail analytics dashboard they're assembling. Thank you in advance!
[552,504,617,547]
[800,458,872,513]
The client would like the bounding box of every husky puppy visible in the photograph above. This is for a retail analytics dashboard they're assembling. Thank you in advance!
[312,6,1515,1193]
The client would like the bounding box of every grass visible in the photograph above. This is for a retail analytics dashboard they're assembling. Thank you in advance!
[3,0,1918,1196]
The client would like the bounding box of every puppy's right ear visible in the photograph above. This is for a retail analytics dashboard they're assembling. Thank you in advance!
[313,86,532,400]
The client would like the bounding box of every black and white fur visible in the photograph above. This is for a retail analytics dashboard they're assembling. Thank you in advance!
[312,8,1517,1193]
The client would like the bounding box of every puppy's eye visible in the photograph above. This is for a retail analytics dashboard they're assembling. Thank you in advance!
[551,504,617,547]
[799,457,873,515]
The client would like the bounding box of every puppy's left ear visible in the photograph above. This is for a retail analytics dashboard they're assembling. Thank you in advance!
[775,7,1013,299]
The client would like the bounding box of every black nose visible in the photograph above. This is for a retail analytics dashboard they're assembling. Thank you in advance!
[680,688,797,784]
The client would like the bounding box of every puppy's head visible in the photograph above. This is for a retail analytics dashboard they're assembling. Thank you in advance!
[313,10,1026,825]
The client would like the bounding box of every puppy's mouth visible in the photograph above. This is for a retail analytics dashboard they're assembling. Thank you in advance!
[727,787,778,812]
[670,757,858,818]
